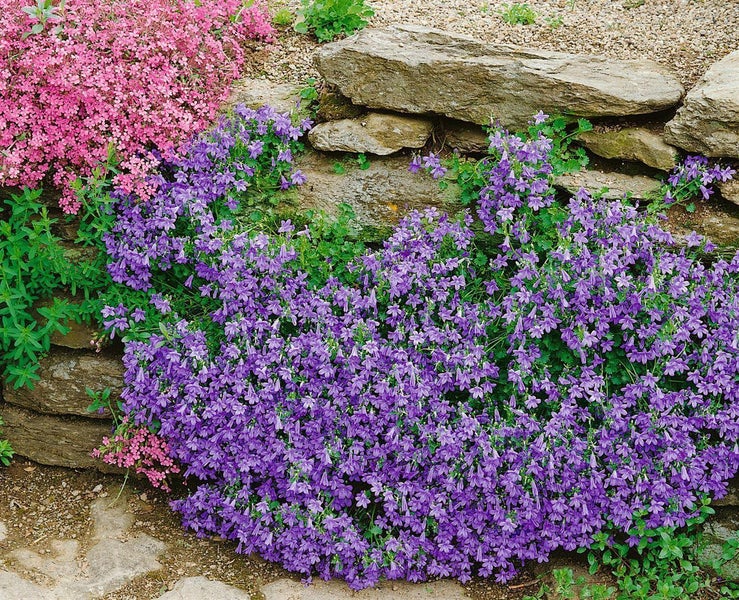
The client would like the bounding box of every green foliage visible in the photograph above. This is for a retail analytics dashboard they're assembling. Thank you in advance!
[0,189,100,388]
[0,416,12,466]
[21,0,65,38]
[527,115,593,175]
[523,568,616,600]
[579,500,738,599]
[272,7,294,27]
[294,0,374,42]
[85,386,125,427]
[500,2,536,25]
[545,14,564,28]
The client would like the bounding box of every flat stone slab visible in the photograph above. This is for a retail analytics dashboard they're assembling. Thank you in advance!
[719,178,739,207]
[226,77,301,115]
[159,577,251,599]
[579,127,678,171]
[262,578,470,600]
[2,347,123,418]
[308,112,433,155]
[553,170,661,200]
[316,25,684,128]
[0,403,119,472]
[292,151,460,236]
[665,50,739,158]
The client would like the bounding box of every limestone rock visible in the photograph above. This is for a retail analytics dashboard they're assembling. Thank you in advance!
[0,571,52,600]
[159,577,251,600]
[226,77,301,114]
[0,403,119,472]
[579,127,679,171]
[308,112,433,155]
[665,50,739,158]
[715,478,739,507]
[663,200,739,248]
[2,347,123,418]
[553,170,661,200]
[698,510,739,582]
[262,578,470,600]
[316,25,684,129]
[0,521,7,543]
[719,178,739,207]
[292,151,460,236]
[34,292,102,350]
[442,121,490,153]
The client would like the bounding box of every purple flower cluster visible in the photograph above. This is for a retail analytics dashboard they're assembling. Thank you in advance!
[663,155,735,205]
[102,113,739,589]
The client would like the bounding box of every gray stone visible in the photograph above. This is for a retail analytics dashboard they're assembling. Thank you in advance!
[2,347,123,418]
[159,577,251,600]
[34,292,102,350]
[9,540,80,583]
[579,127,679,171]
[663,200,739,248]
[78,534,165,597]
[308,112,433,155]
[262,578,470,600]
[0,570,52,600]
[316,89,364,122]
[719,178,739,207]
[442,121,490,153]
[665,50,739,158]
[553,170,661,200]
[315,25,684,129]
[292,151,460,236]
[698,510,739,582]
[0,521,6,543]
[0,403,120,472]
[226,77,301,114]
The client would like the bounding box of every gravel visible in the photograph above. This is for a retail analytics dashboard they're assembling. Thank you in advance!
[252,0,738,90]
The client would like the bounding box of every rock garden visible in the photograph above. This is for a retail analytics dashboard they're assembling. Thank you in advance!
[0,0,738,598]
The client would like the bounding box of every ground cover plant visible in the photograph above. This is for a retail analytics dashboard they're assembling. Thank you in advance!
[0,0,273,213]
[294,0,375,41]
[90,103,739,593]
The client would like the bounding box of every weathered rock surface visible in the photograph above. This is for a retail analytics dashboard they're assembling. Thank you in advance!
[579,127,678,171]
[308,112,433,155]
[719,178,739,207]
[664,200,739,248]
[698,509,739,583]
[262,578,470,600]
[0,491,165,599]
[159,577,251,600]
[316,25,684,128]
[316,89,364,122]
[0,403,118,471]
[292,151,460,235]
[665,50,739,158]
[2,347,123,418]
[227,77,301,114]
[442,121,490,153]
[553,170,661,200]
[715,478,739,507]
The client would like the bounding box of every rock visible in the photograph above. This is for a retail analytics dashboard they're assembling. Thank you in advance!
[553,170,661,200]
[159,577,251,600]
[715,478,739,507]
[308,112,433,155]
[226,77,302,114]
[0,521,6,543]
[579,127,679,171]
[79,534,165,597]
[0,403,119,472]
[292,151,460,237]
[442,121,490,153]
[663,199,739,248]
[316,89,364,122]
[9,540,80,583]
[315,25,684,129]
[33,292,102,350]
[719,178,739,207]
[261,578,469,600]
[698,509,739,582]
[0,571,52,600]
[2,347,123,418]
[665,51,739,158]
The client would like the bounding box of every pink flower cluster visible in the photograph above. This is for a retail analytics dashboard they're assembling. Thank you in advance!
[92,417,181,491]
[0,0,273,213]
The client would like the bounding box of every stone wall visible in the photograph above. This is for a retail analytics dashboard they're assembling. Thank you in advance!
[1,26,738,487]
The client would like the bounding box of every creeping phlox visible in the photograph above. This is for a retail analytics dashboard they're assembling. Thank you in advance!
[0,0,273,213]
[98,109,738,589]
